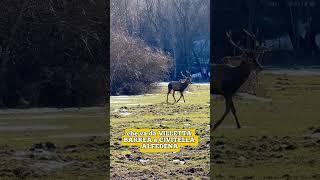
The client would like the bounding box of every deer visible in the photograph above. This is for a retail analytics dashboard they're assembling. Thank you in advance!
[166,71,192,104]
[211,29,269,130]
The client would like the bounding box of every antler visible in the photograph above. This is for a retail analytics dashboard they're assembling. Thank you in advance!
[186,70,192,77]
[226,30,245,52]
[243,28,262,50]
[243,29,256,40]
[180,71,187,78]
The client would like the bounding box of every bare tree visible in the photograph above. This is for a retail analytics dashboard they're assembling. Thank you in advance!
[111,0,210,79]
[110,31,172,95]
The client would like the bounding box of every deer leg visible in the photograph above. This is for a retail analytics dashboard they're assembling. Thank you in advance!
[182,93,185,102]
[166,92,170,103]
[213,97,231,131]
[230,98,241,129]
[177,91,183,102]
[172,91,177,102]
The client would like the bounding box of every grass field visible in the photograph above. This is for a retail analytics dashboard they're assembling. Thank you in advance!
[0,107,107,179]
[110,84,210,179]
[212,72,320,179]
[1,71,320,179]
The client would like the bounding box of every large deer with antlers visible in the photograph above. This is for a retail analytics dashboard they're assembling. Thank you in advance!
[166,71,192,104]
[212,29,268,130]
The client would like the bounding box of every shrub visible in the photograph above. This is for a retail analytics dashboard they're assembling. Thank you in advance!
[110,31,172,95]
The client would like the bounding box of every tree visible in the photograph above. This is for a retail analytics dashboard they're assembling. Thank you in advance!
[111,0,210,79]
[110,31,171,95]
[0,0,107,108]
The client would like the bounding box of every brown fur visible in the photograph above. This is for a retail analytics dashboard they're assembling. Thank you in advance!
[166,77,192,103]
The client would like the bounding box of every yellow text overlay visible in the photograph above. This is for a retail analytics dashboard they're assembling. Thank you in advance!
[121,129,199,153]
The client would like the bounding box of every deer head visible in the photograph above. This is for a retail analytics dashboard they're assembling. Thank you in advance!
[186,71,192,84]
[226,29,269,72]
[181,71,192,84]
[242,29,271,72]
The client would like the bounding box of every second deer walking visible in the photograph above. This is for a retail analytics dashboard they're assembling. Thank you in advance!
[211,29,268,130]
[166,71,192,104]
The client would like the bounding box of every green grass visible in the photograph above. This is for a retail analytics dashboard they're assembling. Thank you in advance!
[2,73,320,179]
[111,74,320,179]
[0,107,107,179]
[212,73,320,179]
[0,109,106,148]
[111,85,210,179]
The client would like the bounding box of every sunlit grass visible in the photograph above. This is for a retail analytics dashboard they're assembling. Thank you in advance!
[212,73,320,179]
[111,84,210,179]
